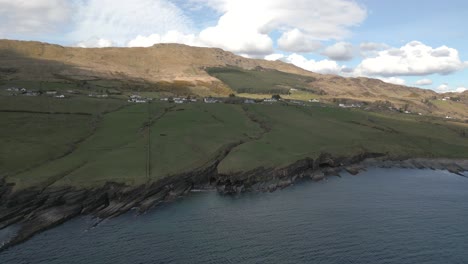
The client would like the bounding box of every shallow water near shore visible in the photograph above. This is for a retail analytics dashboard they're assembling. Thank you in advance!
[1,168,468,264]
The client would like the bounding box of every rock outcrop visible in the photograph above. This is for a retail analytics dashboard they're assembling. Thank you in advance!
[1,152,467,251]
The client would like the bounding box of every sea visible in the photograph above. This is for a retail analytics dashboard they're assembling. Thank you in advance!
[1,168,468,264]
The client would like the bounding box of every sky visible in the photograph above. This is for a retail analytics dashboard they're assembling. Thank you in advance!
[0,0,467,93]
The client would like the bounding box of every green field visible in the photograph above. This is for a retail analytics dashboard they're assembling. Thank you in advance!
[206,67,317,94]
[0,112,95,178]
[2,94,468,190]
[218,105,468,173]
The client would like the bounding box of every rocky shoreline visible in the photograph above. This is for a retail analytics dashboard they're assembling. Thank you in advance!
[1,152,467,251]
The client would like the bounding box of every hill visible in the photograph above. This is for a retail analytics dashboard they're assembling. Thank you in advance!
[0,39,466,119]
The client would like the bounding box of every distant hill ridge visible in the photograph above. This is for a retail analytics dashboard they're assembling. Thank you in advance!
[0,39,466,119]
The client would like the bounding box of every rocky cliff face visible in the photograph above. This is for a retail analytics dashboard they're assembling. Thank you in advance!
[2,149,466,251]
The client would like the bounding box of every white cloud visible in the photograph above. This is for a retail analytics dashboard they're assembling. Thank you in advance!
[378,77,406,85]
[264,54,285,61]
[195,0,366,55]
[68,0,192,45]
[436,84,468,93]
[286,53,343,75]
[199,25,274,56]
[76,37,114,48]
[321,42,355,61]
[437,84,449,92]
[127,31,200,47]
[415,78,433,86]
[125,0,365,56]
[355,41,467,77]
[455,87,467,93]
[277,29,322,53]
[0,0,72,36]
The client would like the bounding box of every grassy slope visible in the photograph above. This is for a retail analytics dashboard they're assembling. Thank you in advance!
[0,112,94,178]
[7,104,153,189]
[2,95,468,190]
[4,99,263,189]
[206,67,316,94]
[149,103,262,178]
[217,104,468,173]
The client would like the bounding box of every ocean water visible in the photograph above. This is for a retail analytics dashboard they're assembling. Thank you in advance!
[1,168,468,264]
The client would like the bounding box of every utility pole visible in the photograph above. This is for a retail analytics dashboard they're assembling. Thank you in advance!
[146,100,151,181]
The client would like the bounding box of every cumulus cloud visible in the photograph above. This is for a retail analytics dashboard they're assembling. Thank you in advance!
[285,53,343,75]
[415,78,433,86]
[124,0,366,56]
[68,0,192,45]
[199,24,274,55]
[436,84,449,92]
[277,29,322,53]
[321,42,355,61]
[195,0,366,55]
[436,84,468,93]
[355,41,467,77]
[455,87,467,93]
[0,0,72,36]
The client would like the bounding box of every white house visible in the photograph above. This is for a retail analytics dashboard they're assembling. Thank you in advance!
[25,91,40,96]
[204,98,218,103]
[128,98,147,103]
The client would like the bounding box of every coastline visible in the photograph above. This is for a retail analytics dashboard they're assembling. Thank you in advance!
[1,153,467,251]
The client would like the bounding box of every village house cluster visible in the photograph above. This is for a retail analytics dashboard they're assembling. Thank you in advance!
[128,94,153,103]
[4,87,69,98]
[338,103,363,108]
[89,93,109,98]
[158,96,198,103]
[155,96,285,105]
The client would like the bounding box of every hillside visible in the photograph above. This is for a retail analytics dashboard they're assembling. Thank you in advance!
[0,39,466,119]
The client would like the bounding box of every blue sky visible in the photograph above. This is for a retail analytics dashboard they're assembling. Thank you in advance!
[0,0,466,92]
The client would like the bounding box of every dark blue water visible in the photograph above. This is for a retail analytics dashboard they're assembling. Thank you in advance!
[1,168,468,264]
